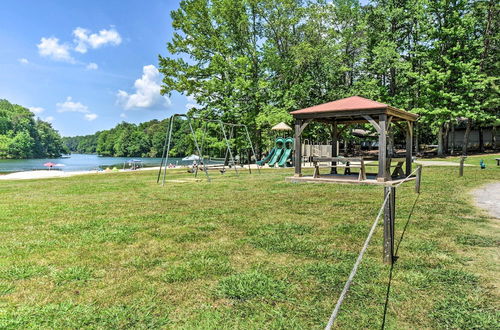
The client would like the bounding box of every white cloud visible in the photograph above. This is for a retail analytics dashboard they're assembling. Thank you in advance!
[44,116,54,123]
[18,58,29,64]
[29,106,45,114]
[84,113,98,121]
[120,113,127,118]
[116,65,170,110]
[37,37,74,63]
[86,62,98,70]
[56,96,89,113]
[73,27,122,53]
[185,95,202,110]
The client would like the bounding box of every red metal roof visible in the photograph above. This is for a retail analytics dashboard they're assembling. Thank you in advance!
[290,96,389,114]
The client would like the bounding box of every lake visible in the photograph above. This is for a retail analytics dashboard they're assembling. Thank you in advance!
[0,154,194,173]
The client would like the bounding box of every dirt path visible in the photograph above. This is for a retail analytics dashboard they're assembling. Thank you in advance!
[472,182,500,219]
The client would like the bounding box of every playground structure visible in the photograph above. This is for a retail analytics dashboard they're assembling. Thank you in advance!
[257,122,294,167]
[157,114,260,185]
[257,137,294,167]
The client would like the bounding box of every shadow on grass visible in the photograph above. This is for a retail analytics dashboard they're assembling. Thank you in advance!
[381,193,420,329]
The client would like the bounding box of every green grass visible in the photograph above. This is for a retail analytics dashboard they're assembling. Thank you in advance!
[0,154,499,328]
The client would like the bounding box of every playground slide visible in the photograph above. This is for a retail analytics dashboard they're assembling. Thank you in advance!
[277,148,292,167]
[257,147,276,166]
[268,138,285,167]
[268,148,283,166]
[278,138,294,167]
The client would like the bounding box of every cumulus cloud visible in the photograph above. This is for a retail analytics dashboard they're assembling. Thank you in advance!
[116,65,170,110]
[44,116,54,123]
[18,58,29,64]
[37,37,74,63]
[185,95,202,110]
[73,27,122,53]
[84,113,98,121]
[56,96,89,113]
[29,106,45,114]
[86,62,98,70]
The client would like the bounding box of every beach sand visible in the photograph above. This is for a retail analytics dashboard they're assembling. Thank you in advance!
[0,167,162,181]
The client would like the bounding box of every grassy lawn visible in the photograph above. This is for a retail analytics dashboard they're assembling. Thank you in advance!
[0,154,499,329]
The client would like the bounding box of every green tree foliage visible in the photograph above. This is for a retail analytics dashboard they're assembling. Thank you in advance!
[158,0,498,155]
[0,99,67,159]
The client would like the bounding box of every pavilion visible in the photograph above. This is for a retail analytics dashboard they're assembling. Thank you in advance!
[288,96,418,184]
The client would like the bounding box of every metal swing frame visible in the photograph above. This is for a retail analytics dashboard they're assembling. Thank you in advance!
[157,115,260,185]
[218,122,261,174]
[157,114,212,185]
[197,118,239,177]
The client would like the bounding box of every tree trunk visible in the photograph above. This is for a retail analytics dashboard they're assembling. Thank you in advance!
[450,122,455,154]
[443,122,450,155]
[437,124,445,157]
[415,122,419,155]
[462,119,472,155]
[479,127,484,152]
[493,125,497,150]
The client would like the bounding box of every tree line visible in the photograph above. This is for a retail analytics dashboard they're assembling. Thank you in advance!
[0,99,68,159]
[158,0,498,156]
[63,118,219,158]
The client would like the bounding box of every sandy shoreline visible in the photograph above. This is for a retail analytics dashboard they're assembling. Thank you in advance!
[0,164,264,181]
[0,166,162,181]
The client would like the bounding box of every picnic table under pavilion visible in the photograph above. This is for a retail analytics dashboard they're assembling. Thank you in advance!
[286,96,419,185]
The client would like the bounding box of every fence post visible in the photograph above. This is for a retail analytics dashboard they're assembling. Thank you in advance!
[383,186,395,264]
[459,156,466,177]
[415,165,422,194]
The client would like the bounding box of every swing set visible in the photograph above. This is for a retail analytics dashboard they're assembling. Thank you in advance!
[157,114,260,185]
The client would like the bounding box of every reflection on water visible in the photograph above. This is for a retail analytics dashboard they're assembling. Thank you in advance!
[0,154,181,173]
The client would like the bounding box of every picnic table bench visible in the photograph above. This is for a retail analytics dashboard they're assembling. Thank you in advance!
[312,157,407,181]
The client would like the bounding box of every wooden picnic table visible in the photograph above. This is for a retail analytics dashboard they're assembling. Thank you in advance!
[312,157,407,181]
[496,158,500,166]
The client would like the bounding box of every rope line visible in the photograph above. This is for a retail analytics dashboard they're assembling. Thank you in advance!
[325,166,421,329]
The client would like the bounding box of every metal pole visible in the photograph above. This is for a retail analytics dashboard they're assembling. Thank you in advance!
[187,117,210,182]
[244,125,260,174]
[161,116,175,186]
[157,117,172,183]
[195,120,209,179]
[219,121,239,176]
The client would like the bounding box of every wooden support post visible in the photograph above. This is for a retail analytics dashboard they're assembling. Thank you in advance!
[294,119,302,177]
[406,121,413,176]
[378,114,389,182]
[331,122,338,174]
[415,165,422,194]
[459,156,466,177]
[384,186,395,264]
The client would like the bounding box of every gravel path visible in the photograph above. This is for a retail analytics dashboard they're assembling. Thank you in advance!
[472,182,500,219]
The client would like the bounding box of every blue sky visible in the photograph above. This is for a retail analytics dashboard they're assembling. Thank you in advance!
[0,0,190,136]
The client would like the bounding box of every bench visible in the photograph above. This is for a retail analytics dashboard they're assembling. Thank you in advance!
[312,157,407,181]
[312,157,367,181]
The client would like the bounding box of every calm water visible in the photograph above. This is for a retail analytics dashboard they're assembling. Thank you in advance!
[0,154,191,173]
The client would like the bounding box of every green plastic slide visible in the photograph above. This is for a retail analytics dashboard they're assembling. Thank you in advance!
[278,138,294,167]
[268,138,285,166]
[257,147,276,166]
